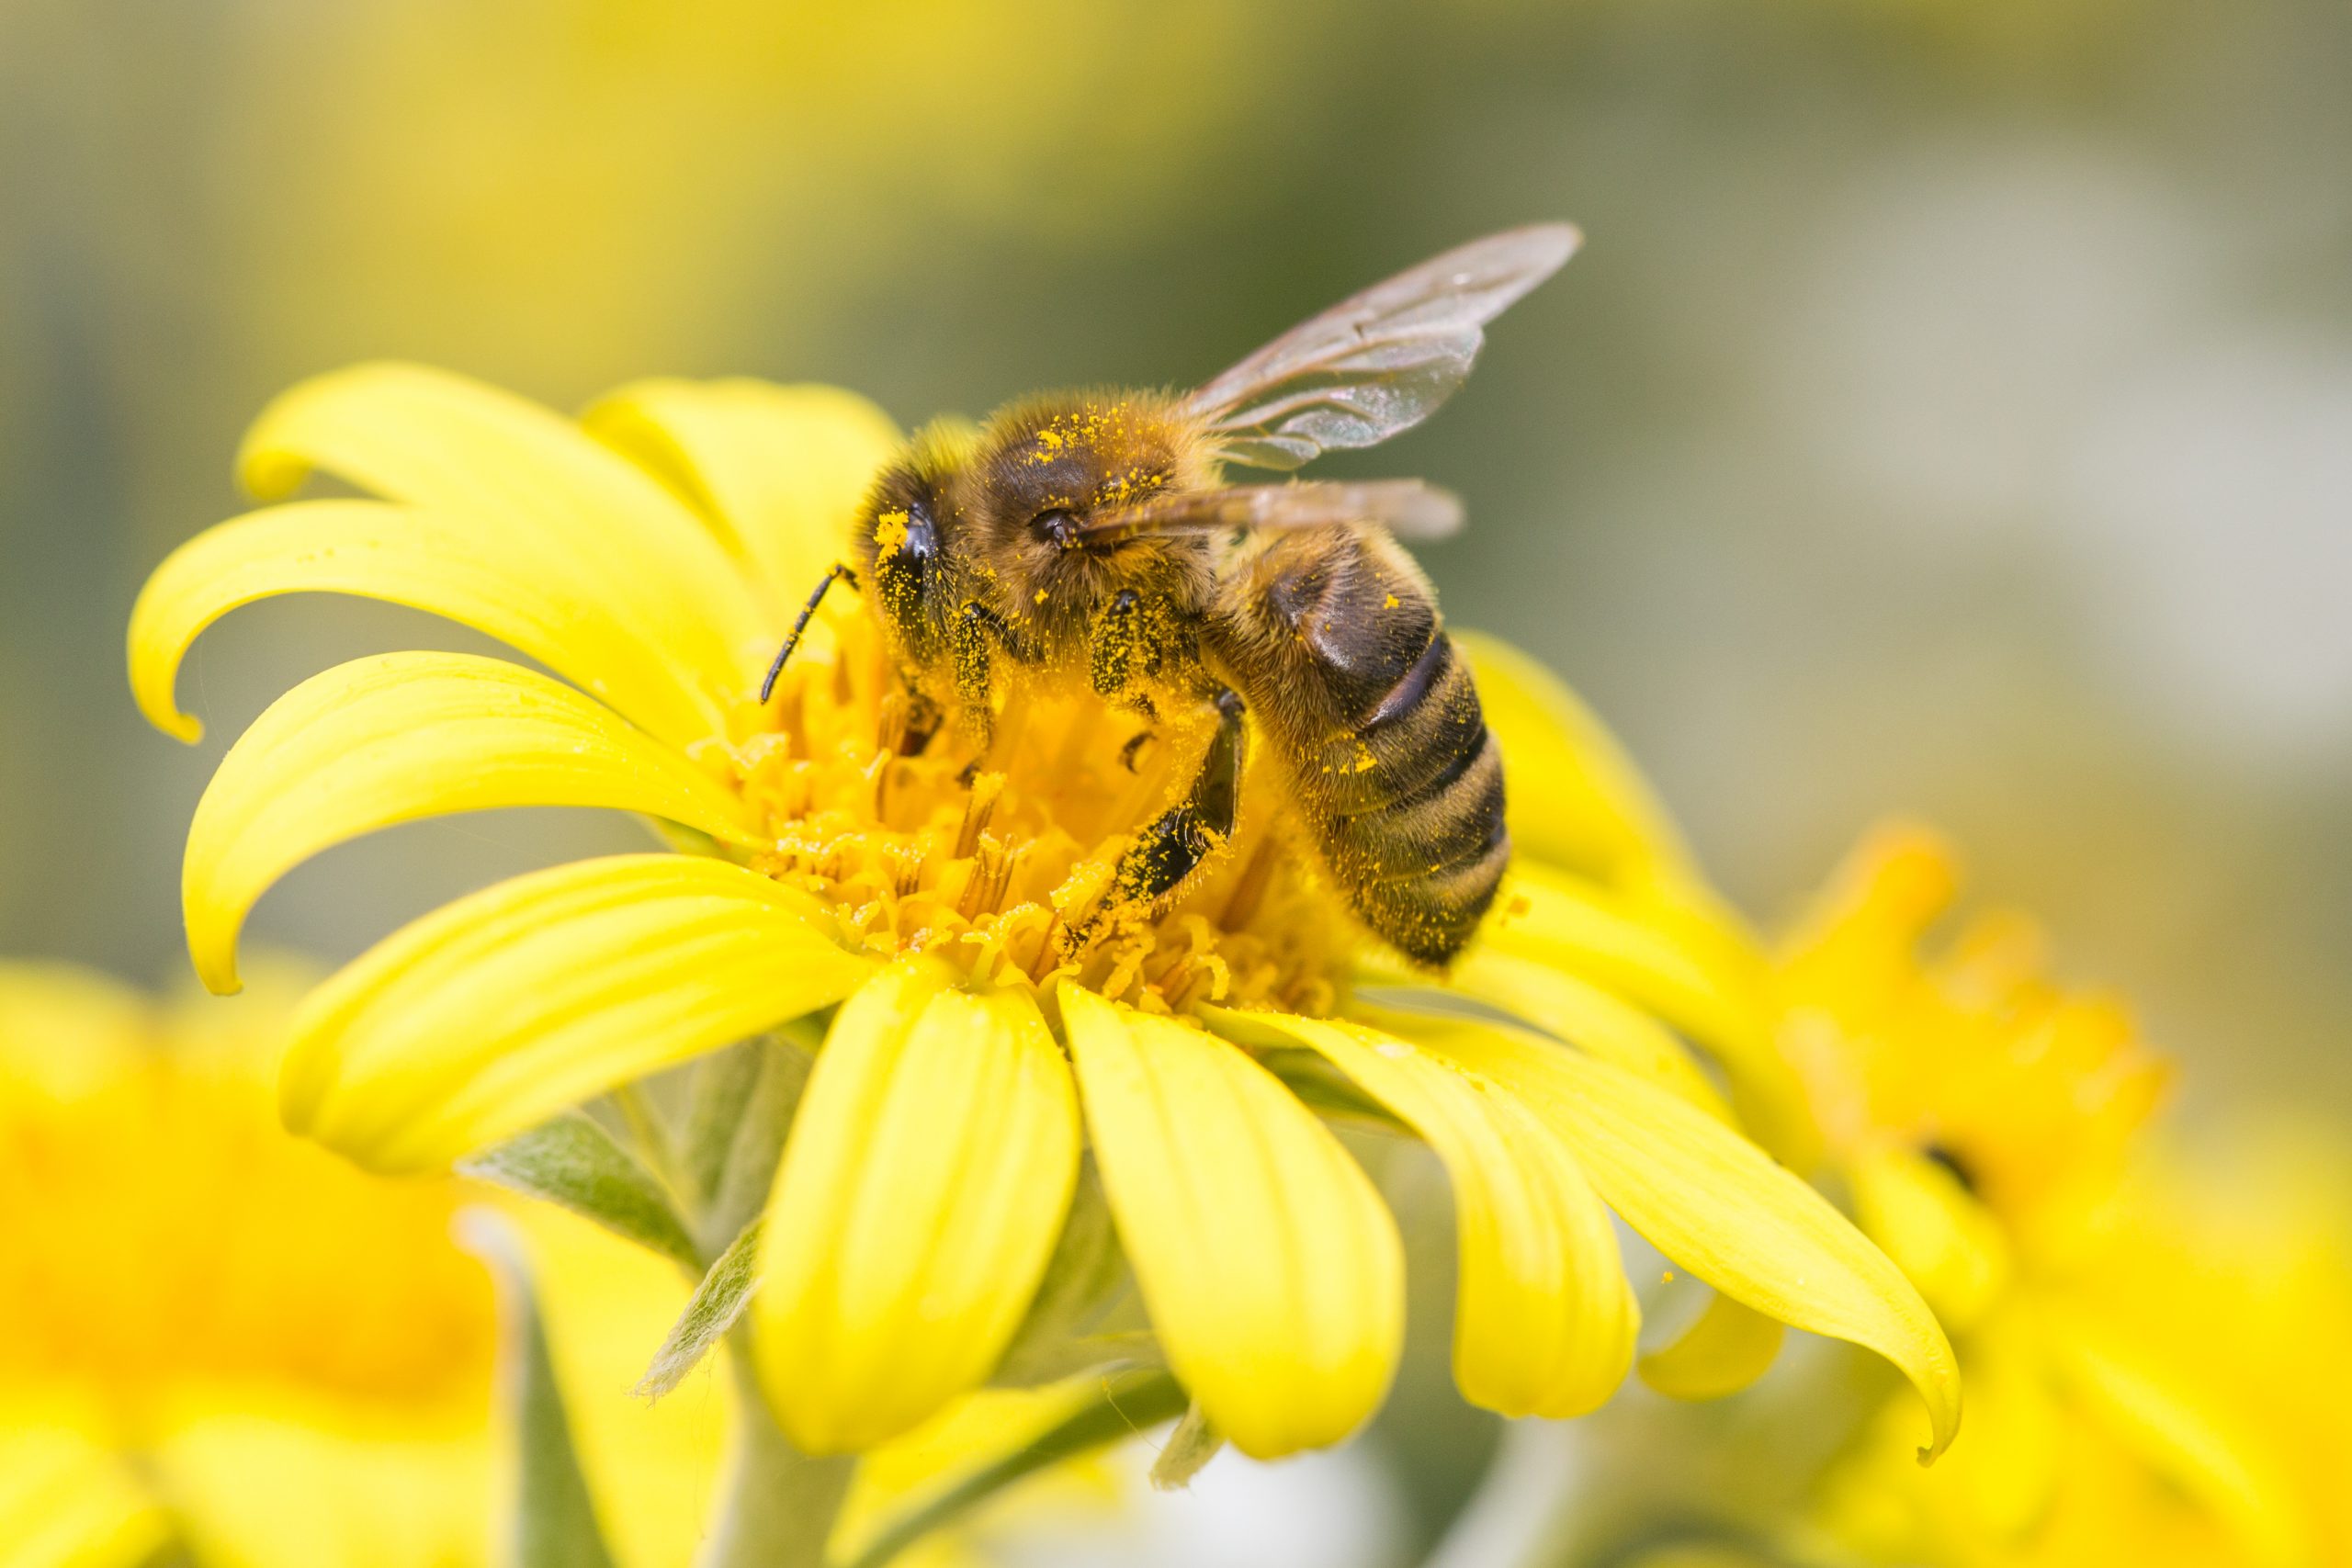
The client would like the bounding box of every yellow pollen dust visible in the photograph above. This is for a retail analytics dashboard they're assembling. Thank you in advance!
[718,617,1347,1018]
[0,1048,494,1438]
[873,508,911,560]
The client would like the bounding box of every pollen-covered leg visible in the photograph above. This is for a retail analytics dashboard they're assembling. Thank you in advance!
[1112,688,1246,910]
[1091,588,1147,699]
[952,601,1003,751]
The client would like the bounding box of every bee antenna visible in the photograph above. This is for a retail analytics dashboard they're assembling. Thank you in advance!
[759,561,859,704]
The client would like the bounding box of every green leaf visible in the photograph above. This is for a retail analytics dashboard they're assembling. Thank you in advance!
[839,1370,1188,1568]
[1254,1045,1413,1132]
[679,1039,769,1207]
[699,1029,817,1252]
[991,1161,1128,1387]
[1148,1401,1224,1490]
[638,1217,765,1400]
[458,1211,620,1568]
[459,1111,698,1270]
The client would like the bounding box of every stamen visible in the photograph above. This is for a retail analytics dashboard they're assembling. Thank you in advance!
[884,840,925,897]
[738,620,1350,1015]
[956,773,1007,859]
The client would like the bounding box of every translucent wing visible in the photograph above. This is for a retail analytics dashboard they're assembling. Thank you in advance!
[1075,479,1464,546]
[1186,223,1581,471]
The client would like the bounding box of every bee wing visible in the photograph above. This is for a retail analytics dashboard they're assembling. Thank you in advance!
[1185,223,1581,471]
[1076,479,1464,545]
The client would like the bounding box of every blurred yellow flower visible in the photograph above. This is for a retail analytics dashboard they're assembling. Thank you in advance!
[1778,826,2350,1568]
[130,363,1958,1465]
[0,958,499,1568]
[1778,824,2171,1316]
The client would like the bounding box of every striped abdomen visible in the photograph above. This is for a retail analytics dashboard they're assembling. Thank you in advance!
[1209,526,1508,965]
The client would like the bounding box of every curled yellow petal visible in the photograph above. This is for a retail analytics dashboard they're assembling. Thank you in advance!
[1232,1013,1637,1419]
[1637,1291,1785,1402]
[239,363,765,701]
[1416,1022,1962,1459]
[129,498,725,747]
[754,961,1080,1452]
[1457,630,1692,883]
[585,378,902,616]
[1059,986,1403,1458]
[283,855,872,1173]
[183,652,763,996]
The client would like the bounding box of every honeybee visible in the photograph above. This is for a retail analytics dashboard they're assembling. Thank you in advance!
[763,225,1580,965]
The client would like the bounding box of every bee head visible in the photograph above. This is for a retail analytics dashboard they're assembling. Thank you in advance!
[963,392,1204,563]
[844,421,986,662]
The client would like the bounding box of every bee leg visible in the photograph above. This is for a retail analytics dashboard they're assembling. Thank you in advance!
[897,683,942,756]
[952,601,1004,752]
[1113,694,1162,773]
[1090,588,1147,700]
[1110,688,1246,910]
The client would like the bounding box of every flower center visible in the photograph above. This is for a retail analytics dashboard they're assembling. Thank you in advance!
[0,1056,494,1437]
[707,618,1351,1019]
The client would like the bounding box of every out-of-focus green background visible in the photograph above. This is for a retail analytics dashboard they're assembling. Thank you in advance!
[3,0,2346,1554]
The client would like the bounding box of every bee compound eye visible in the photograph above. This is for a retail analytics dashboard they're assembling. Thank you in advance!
[1032,508,1083,547]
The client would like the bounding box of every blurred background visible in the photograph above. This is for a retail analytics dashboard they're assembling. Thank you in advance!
[3,0,2346,1558]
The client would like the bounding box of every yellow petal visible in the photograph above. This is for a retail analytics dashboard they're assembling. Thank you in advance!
[1416,1023,1962,1459]
[1437,947,1731,1121]
[129,498,725,747]
[1849,1145,2010,1329]
[1483,863,1767,1070]
[1922,1326,2062,1545]
[283,855,872,1173]
[185,652,763,995]
[1478,862,1813,1156]
[505,1193,732,1568]
[239,363,765,703]
[154,1417,488,1568]
[1637,1291,1785,1401]
[754,961,1080,1453]
[1456,630,1692,883]
[1228,1013,1638,1419]
[0,1422,164,1568]
[2052,1317,2311,1568]
[1058,987,1403,1458]
[584,378,901,615]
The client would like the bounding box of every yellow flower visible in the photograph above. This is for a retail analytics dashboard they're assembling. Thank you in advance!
[0,958,497,1568]
[0,952,1108,1568]
[1778,826,2346,1567]
[131,363,1958,1463]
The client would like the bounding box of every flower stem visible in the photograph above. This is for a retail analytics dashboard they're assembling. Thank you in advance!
[696,1331,854,1568]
